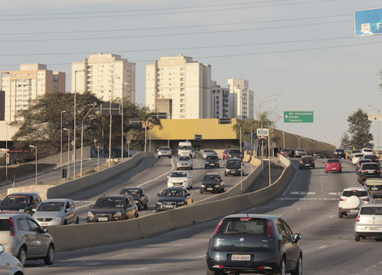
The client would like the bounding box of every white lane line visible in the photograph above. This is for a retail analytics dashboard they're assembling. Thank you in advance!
[319,246,326,249]
[329,215,335,218]
[76,203,95,209]
[282,164,299,196]
[137,158,175,187]
[290,192,316,195]
[111,252,129,257]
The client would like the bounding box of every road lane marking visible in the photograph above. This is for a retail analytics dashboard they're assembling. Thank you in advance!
[282,164,298,196]
[278,198,338,201]
[111,252,130,257]
[137,158,175,187]
[290,192,316,195]
[319,246,326,249]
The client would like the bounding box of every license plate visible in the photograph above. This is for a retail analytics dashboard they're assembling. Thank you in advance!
[207,188,213,190]
[232,254,251,261]
[165,205,174,209]
[98,217,108,222]
[210,163,215,166]
[372,187,379,191]
[350,210,359,213]
[370,227,381,230]
[305,164,310,166]
[332,168,337,170]
[367,170,375,174]
[40,222,48,226]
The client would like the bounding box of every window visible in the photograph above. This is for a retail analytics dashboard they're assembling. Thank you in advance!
[27,219,41,232]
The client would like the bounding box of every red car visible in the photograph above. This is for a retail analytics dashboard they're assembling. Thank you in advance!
[325,158,342,173]
[278,148,293,158]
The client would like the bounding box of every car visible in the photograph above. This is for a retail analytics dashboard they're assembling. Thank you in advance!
[349,149,361,160]
[224,158,243,176]
[119,187,148,211]
[0,193,42,215]
[202,149,217,159]
[355,159,372,173]
[0,244,24,274]
[278,148,293,158]
[295,148,307,158]
[364,178,382,198]
[338,186,375,218]
[87,195,138,223]
[363,154,379,163]
[205,155,220,169]
[167,171,193,189]
[361,148,374,155]
[0,212,55,266]
[355,204,382,241]
[157,146,172,158]
[224,149,243,159]
[313,151,325,158]
[155,188,193,213]
[206,214,303,275]
[222,149,230,160]
[357,162,381,183]
[325,158,342,173]
[299,155,315,169]
[200,173,224,194]
[33,199,79,227]
[333,148,345,159]
[352,153,364,165]
[176,155,193,170]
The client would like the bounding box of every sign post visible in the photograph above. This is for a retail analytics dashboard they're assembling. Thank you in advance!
[284,111,314,123]
[354,7,382,37]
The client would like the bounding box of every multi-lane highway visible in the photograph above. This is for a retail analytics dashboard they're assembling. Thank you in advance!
[25,157,381,275]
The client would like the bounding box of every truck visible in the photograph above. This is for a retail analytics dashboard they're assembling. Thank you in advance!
[178,141,196,158]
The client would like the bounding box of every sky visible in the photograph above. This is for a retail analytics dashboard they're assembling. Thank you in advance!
[1,0,382,147]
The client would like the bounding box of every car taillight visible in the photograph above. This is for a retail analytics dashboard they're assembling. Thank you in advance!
[377,170,381,173]
[356,215,360,222]
[9,218,14,236]
[340,198,346,201]
[360,170,366,173]
[363,198,370,201]
[214,219,224,235]
[312,160,315,163]
[267,220,275,237]
[300,161,303,163]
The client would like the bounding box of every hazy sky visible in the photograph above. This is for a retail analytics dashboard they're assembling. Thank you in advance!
[1,0,382,147]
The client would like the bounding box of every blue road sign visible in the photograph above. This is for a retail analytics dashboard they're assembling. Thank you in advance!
[354,7,382,37]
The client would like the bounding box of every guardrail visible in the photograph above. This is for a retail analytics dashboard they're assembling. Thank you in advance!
[48,155,292,252]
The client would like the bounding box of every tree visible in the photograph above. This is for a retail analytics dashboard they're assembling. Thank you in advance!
[340,132,351,148]
[346,109,373,149]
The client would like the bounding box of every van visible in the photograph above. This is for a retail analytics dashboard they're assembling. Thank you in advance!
[178,141,196,158]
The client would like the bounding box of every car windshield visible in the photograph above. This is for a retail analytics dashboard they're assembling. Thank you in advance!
[361,164,379,170]
[170,172,188,177]
[159,147,170,151]
[179,146,192,150]
[296,149,305,152]
[179,156,190,161]
[204,149,213,152]
[218,218,268,235]
[314,151,323,155]
[354,154,364,158]
[342,191,368,197]
[363,149,373,152]
[353,150,361,153]
[360,207,382,215]
[206,156,218,160]
[2,195,28,205]
[327,159,340,163]
[94,198,124,208]
[161,189,186,197]
[37,202,65,211]
[203,175,222,182]
[227,160,241,166]
[120,188,141,196]
[335,149,344,152]
[281,149,291,152]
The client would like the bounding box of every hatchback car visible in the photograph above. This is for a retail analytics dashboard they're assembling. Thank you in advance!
[0,212,54,266]
[155,188,193,212]
[361,148,374,155]
[295,148,307,158]
[355,159,372,173]
[325,158,342,173]
[33,199,79,227]
[176,156,193,170]
[205,155,220,169]
[279,148,293,158]
[355,204,382,241]
[0,193,42,215]
[363,154,379,163]
[119,187,148,211]
[352,153,364,165]
[225,158,243,176]
[167,171,193,189]
[364,178,382,198]
[224,149,243,159]
[338,187,375,218]
[206,214,303,275]
[87,195,138,223]
[313,151,325,158]
[200,173,224,193]
[357,162,381,183]
[333,148,346,159]
[157,146,172,158]
[202,149,217,159]
[349,149,361,160]
[299,155,315,169]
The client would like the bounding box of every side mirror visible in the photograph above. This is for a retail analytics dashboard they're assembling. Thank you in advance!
[0,245,4,253]
[157,193,160,197]
[89,204,94,209]
[293,233,303,243]
[65,208,71,212]
[42,228,48,233]
[32,208,36,212]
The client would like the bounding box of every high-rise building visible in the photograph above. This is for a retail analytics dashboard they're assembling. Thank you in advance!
[211,81,229,118]
[145,55,211,119]
[1,64,65,122]
[71,53,136,103]
[228,79,254,120]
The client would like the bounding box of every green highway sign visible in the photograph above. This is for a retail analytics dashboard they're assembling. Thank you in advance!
[284,111,314,123]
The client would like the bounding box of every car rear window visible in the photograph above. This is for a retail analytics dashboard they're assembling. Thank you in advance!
[179,156,190,161]
[363,149,373,153]
[360,207,382,215]
[206,156,218,160]
[327,159,340,163]
[335,149,344,152]
[159,147,170,150]
[361,164,380,170]
[0,220,10,231]
[342,191,368,197]
[301,157,313,161]
[227,160,241,166]
[364,155,378,159]
[314,151,323,154]
[218,218,267,235]
[281,149,291,152]
[354,154,364,158]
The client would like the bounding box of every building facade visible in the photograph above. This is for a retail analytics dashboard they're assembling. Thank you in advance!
[71,53,136,103]
[145,55,211,119]
[211,81,229,118]
[1,64,65,122]
[228,78,254,120]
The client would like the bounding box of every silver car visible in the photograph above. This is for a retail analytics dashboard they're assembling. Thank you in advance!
[157,146,172,158]
[0,244,24,274]
[355,204,382,241]
[176,156,193,170]
[202,149,217,159]
[33,199,79,227]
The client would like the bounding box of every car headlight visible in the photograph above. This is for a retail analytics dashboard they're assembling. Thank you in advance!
[114,211,122,217]
[87,211,94,218]
[228,154,232,157]
[54,216,62,221]
[215,185,220,188]
[134,201,139,204]
[18,209,24,212]
[238,168,242,171]
[225,168,229,171]
[183,180,189,183]
[201,184,205,187]
[177,201,185,205]
[156,201,162,205]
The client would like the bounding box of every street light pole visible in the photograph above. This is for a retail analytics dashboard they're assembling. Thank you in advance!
[295,131,312,148]
[283,123,297,148]
[29,145,37,185]
[5,122,8,181]
[268,116,283,186]
[63,128,70,179]
[236,122,243,193]
[367,105,380,154]
[60,110,66,163]
[81,108,97,177]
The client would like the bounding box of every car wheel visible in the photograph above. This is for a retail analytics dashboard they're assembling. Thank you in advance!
[135,212,139,218]
[200,189,203,194]
[325,171,328,174]
[338,211,343,218]
[138,203,142,211]
[222,186,224,192]
[299,166,302,170]
[44,244,55,265]
[355,233,360,242]
[340,170,342,173]
[217,164,220,168]
[190,184,193,189]
[224,173,227,177]
[144,202,148,210]
[76,216,79,224]
[291,254,302,275]
[156,209,160,213]
[169,156,171,159]
[206,267,223,275]
[191,166,193,170]
[313,166,315,169]
[63,219,67,225]
[17,247,27,266]
[276,257,286,275]
[205,166,207,169]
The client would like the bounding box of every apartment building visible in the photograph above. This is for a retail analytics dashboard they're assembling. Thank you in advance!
[228,78,254,120]
[211,81,229,118]
[1,64,65,122]
[145,55,211,119]
[71,53,136,103]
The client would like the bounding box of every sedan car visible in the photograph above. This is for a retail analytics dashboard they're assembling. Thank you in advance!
[157,146,172,158]
[205,155,220,168]
[333,148,346,159]
[167,171,193,189]
[313,151,325,158]
[224,149,243,159]
[355,159,372,173]
[338,186,375,218]
[0,244,24,274]
[363,154,379,163]
[355,204,382,241]
[155,188,193,212]
[325,158,342,173]
[176,156,193,170]
[200,173,224,193]
[357,162,381,183]
[364,178,382,198]
[119,187,148,211]
[295,148,307,158]
[299,155,315,169]
[33,199,79,227]
[278,148,293,158]
[224,158,243,176]
[206,214,303,275]
[0,193,42,215]
[87,195,138,223]
[202,149,217,159]
[352,153,364,165]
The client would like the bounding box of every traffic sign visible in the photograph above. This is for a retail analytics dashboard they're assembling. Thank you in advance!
[354,7,382,37]
[368,113,382,121]
[257,128,269,136]
[194,134,202,141]
[284,111,314,123]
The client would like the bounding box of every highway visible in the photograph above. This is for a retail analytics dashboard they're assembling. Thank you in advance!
[24,157,382,275]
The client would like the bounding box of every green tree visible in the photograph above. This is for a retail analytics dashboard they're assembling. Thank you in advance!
[340,132,351,148]
[346,109,373,149]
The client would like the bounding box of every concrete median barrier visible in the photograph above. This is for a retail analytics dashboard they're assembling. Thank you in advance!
[138,211,176,238]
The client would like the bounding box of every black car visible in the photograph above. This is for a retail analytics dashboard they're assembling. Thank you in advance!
[357,163,381,183]
[227,149,243,159]
[225,158,243,176]
[0,193,42,215]
[333,149,345,159]
[299,155,315,169]
[155,188,193,213]
[355,159,372,174]
[363,154,379,163]
[313,151,325,158]
[206,214,303,275]
[119,187,148,211]
[200,173,224,194]
[87,195,138,223]
[205,155,220,169]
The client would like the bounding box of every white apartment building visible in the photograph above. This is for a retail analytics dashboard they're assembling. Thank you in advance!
[1,64,65,122]
[71,53,136,103]
[145,55,211,119]
[211,81,229,119]
[228,79,254,120]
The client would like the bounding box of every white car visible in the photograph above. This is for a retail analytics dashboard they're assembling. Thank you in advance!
[202,149,217,159]
[176,156,193,170]
[361,148,373,155]
[167,171,193,189]
[355,204,382,241]
[352,153,364,165]
[0,244,24,275]
[157,146,172,158]
[338,187,375,218]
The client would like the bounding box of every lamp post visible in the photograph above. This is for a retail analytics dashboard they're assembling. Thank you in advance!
[73,69,85,178]
[81,108,97,177]
[294,131,312,148]
[144,115,156,152]
[268,116,283,186]
[63,128,70,179]
[5,121,8,181]
[29,145,37,185]
[60,110,66,163]
[236,121,243,193]
[283,123,297,148]
[367,105,380,154]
